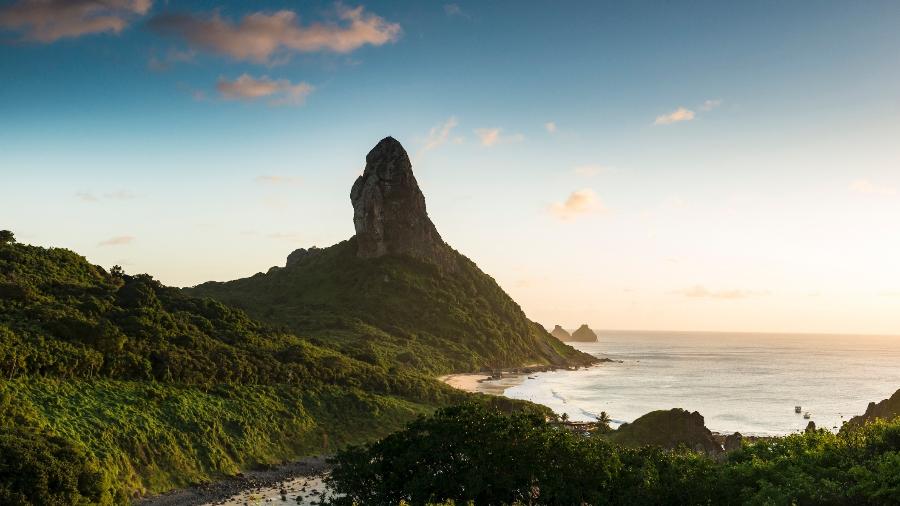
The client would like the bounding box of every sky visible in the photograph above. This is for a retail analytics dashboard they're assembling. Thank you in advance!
[2,0,900,335]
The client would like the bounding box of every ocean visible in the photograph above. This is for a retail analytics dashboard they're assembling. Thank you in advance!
[500,331,900,436]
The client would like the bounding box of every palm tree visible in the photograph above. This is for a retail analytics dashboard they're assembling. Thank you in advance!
[560,412,569,423]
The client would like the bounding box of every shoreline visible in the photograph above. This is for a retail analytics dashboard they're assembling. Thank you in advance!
[134,456,331,506]
[439,360,612,396]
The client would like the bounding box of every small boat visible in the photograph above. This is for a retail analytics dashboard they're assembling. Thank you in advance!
[803,412,811,419]
[795,406,802,414]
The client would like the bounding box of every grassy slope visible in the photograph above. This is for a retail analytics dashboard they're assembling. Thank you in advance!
[0,241,468,501]
[188,238,595,375]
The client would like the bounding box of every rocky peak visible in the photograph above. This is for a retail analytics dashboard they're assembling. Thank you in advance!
[550,325,572,341]
[571,324,598,342]
[350,137,455,271]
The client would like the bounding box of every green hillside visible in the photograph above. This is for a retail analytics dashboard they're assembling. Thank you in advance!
[188,237,595,375]
[0,239,478,503]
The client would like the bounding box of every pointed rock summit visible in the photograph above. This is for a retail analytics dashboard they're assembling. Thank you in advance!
[551,325,572,341]
[351,137,455,270]
[570,324,598,342]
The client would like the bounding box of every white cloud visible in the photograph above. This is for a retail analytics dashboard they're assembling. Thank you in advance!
[549,189,605,220]
[654,107,695,125]
[474,127,523,147]
[700,99,722,111]
[849,179,896,196]
[0,0,151,43]
[675,285,767,300]
[217,74,314,106]
[98,236,135,247]
[150,5,401,64]
[544,121,557,133]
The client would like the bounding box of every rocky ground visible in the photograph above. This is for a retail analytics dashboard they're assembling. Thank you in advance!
[135,457,333,506]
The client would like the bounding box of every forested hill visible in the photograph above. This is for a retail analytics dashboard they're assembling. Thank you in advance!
[0,238,478,503]
[189,238,594,374]
[188,137,594,374]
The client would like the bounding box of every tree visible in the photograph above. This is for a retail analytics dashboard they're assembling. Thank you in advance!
[110,265,125,278]
[594,411,613,434]
[0,230,14,245]
[561,412,569,423]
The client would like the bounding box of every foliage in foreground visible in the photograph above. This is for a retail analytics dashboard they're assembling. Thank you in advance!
[326,403,900,506]
[0,240,473,502]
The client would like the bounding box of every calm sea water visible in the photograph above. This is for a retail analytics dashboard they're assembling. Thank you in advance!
[502,331,900,436]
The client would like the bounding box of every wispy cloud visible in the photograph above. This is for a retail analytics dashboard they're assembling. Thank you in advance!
[474,127,523,147]
[0,0,151,43]
[420,116,460,154]
[675,285,767,300]
[150,5,401,64]
[266,232,304,242]
[573,165,607,177]
[849,179,896,196]
[544,121,557,134]
[148,47,195,71]
[443,4,467,17]
[700,98,722,111]
[77,190,137,202]
[549,189,605,220]
[255,175,302,185]
[217,74,314,106]
[654,107,695,125]
[654,99,722,125]
[98,236,135,247]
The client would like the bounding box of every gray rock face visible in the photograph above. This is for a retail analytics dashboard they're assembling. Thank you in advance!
[350,137,455,271]
[570,324,598,342]
[550,325,572,341]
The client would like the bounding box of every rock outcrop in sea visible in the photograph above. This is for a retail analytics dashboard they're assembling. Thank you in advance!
[570,324,598,342]
[350,136,456,272]
[550,325,572,341]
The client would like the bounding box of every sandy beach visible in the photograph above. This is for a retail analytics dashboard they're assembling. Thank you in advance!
[439,372,532,395]
[438,373,491,392]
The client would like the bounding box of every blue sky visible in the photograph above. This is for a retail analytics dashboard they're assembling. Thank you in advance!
[2,0,900,333]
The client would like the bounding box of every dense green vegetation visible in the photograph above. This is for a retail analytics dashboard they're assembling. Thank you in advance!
[188,238,594,375]
[607,408,720,453]
[327,403,900,505]
[1,238,504,502]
